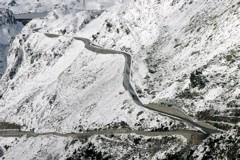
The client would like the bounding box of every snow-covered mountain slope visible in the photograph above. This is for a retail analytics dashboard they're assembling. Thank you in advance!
[76,0,240,131]
[0,8,22,77]
[0,0,125,14]
[0,129,238,159]
[0,8,186,133]
[0,0,240,159]
[0,133,188,159]
[192,127,240,159]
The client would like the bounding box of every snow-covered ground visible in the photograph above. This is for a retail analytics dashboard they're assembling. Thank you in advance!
[0,133,187,159]
[0,129,238,159]
[0,0,126,14]
[0,0,240,158]
[78,0,240,130]
[0,6,186,133]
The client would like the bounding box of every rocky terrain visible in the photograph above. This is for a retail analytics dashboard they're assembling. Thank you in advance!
[0,8,22,77]
[0,0,239,159]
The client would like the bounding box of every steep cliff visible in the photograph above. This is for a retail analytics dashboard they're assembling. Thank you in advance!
[0,8,22,77]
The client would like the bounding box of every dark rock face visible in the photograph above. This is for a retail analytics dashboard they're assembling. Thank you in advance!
[66,134,185,160]
[0,9,17,77]
[190,69,208,89]
[8,0,17,7]
[0,147,3,157]
[191,128,240,159]
[0,8,16,26]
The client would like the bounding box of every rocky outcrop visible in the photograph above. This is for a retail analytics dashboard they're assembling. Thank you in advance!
[0,9,22,77]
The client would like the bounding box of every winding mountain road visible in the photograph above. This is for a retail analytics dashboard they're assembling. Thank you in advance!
[0,31,222,158]
[0,12,225,158]
[43,32,221,135]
